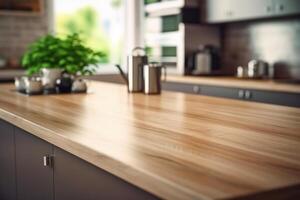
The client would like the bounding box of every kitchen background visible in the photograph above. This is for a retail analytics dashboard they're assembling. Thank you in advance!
[222,18,300,79]
[0,0,300,81]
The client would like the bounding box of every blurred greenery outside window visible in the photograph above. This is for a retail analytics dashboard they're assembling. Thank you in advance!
[54,0,123,71]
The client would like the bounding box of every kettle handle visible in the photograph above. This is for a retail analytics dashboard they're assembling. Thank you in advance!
[132,47,146,56]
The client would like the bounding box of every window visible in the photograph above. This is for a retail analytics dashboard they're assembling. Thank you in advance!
[53,0,124,72]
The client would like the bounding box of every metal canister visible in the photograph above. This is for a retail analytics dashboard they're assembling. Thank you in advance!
[143,63,166,95]
[24,76,43,95]
[15,76,27,92]
[127,47,147,92]
[248,60,269,79]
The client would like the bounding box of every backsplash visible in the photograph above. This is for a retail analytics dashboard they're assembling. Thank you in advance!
[0,1,50,67]
[221,17,300,79]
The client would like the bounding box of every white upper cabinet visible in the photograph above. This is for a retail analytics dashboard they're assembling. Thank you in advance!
[272,0,300,16]
[204,0,300,23]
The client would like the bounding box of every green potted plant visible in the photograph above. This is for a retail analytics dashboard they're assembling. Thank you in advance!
[22,33,103,90]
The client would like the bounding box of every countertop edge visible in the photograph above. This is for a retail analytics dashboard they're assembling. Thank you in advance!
[165,76,300,94]
[0,107,204,200]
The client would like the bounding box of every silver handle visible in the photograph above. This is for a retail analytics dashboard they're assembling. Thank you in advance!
[43,155,53,167]
[238,90,245,99]
[244,90,252,100]
[193,86,200,94]
[278,4,284,11]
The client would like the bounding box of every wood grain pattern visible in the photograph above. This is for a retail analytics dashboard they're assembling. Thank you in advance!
[166,75,300,94]
[0,82,300,200]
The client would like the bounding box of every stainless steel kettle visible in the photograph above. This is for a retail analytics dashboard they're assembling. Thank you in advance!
[116,47,148,93]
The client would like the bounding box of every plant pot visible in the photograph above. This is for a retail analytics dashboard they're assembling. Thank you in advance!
[41,68,62,90]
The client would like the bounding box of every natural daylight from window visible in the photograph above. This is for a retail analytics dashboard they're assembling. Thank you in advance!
[54,0,124,68]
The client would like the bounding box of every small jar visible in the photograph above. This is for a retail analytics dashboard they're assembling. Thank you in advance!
[237,66,247,78]
[15,76,28,92]
[56,74,73,93]
[24,76,43,95]
[72,79,87,93]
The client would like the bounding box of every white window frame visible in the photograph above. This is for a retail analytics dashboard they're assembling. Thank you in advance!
[47,0,145,74]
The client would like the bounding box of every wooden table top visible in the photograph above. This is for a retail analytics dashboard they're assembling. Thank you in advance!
[166,75,300,94]
[0,82,300,200]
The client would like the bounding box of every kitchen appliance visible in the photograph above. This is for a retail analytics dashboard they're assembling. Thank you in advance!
[143,63,166,95]
[247,60,269,79]
[236,60,270,79]
[144,1,220,75]
[187,45,219,75]
[116,47,148,93]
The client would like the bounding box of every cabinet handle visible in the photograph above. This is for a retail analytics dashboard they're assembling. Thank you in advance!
[244,90,252,100]
[43,155,53,167]
[238,90,244,99]
[193,85,200,94]
[279,4,284,11]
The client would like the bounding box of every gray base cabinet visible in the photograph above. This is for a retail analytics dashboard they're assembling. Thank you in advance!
[0,120,158,200]
[54,147,157,200]
[162,82,300,107]
[0,120,16,200]
[15,128,54,200]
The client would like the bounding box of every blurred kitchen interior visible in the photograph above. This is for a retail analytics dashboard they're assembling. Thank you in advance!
[0,0,300,83]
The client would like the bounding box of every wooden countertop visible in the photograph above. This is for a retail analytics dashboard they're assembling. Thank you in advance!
[0,82,300,200]
[166,75,300,94]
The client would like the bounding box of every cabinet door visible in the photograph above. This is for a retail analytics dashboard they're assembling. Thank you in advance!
[162,81,199,94]
[249,90,300,107]
[273,0,300,16]
[200,85,241,100]
[0,120,16,200]
[205,0,229,23]
[232,0,274,20]
[15,128,54,200]
[205,0,274,23]
[54,147,158,200]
